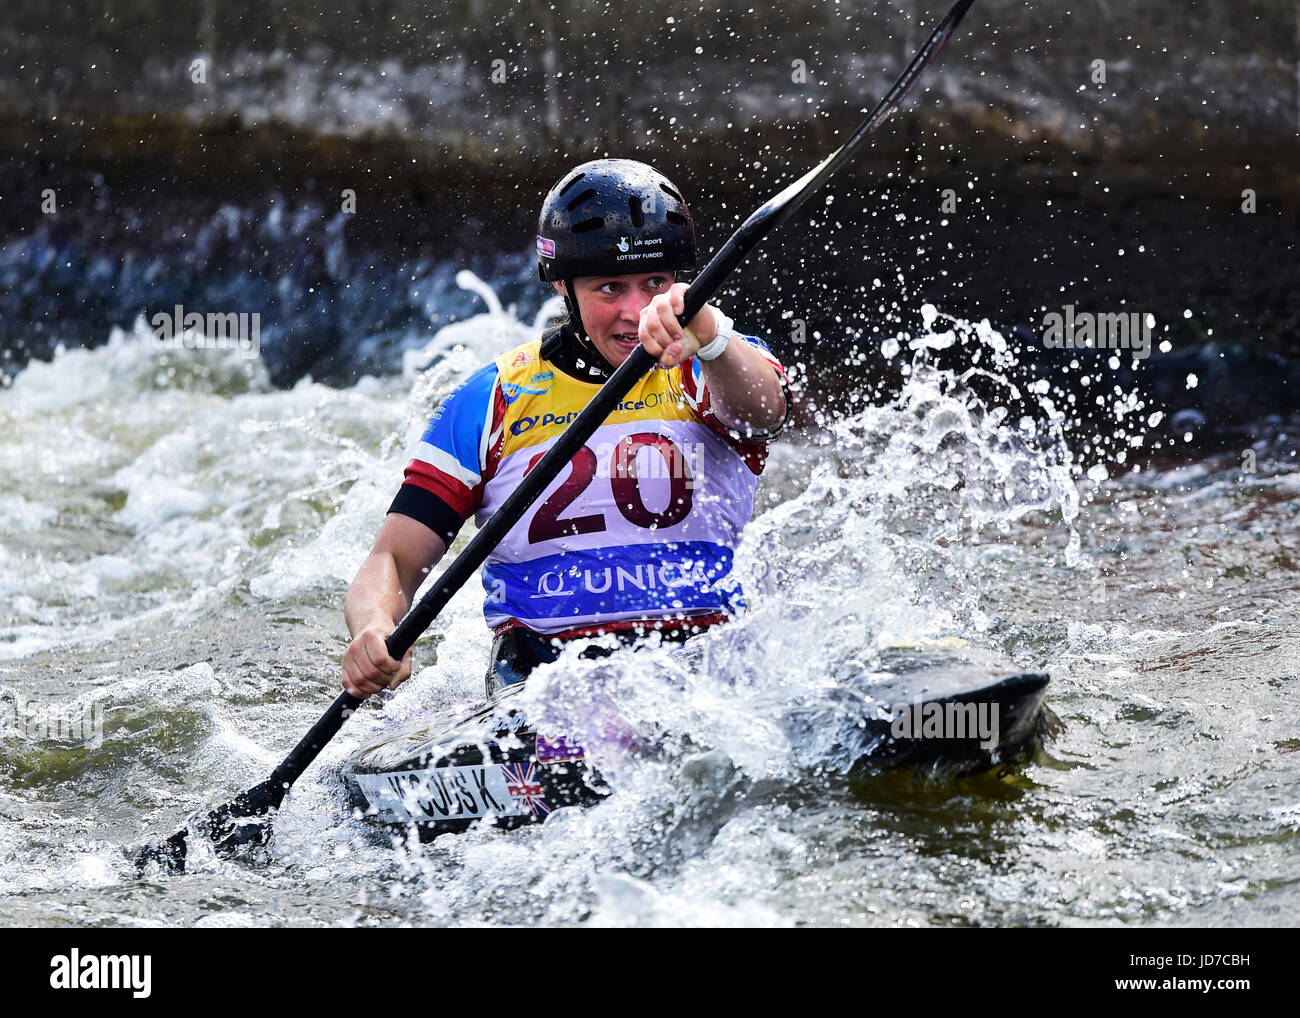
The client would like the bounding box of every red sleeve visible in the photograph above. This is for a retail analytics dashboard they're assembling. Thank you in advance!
[399,362,508,519]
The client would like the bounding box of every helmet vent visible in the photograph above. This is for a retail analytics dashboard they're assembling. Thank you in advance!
[660,182,683,202]
[570,217,605,233]
[628,195,645,228]
[565,187,598,211]
[557,173,586,197]
[665,211,687,226]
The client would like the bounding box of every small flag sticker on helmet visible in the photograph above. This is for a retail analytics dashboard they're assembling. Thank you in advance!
[536,236,556,258]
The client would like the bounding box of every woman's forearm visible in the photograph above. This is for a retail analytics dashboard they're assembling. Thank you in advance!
[699,336,788,435]
[344,551,410,638]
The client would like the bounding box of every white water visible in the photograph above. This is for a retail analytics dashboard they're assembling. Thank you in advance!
[1,284,1296,926]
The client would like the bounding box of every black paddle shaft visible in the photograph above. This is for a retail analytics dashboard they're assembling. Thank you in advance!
[208,0,981,808]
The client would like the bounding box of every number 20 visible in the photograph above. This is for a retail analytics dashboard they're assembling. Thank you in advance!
[526,433,693,543]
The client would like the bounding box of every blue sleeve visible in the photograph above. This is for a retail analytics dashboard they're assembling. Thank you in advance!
[392,362,501,529]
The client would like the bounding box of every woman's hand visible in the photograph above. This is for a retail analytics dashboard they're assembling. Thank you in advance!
[341,625,413,699]
[639,282,718,369]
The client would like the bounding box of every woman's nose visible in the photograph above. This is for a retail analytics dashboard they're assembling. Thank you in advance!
[619,294,649,324]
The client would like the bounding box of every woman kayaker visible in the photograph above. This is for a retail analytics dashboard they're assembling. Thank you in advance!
[340,158,791,700]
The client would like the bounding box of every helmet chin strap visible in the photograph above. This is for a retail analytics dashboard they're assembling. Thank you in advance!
[560,278,585,339]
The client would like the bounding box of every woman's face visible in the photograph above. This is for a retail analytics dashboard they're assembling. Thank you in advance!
[553,271,675,370]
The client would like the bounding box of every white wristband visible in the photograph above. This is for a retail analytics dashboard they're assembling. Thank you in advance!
[695,306,733,361]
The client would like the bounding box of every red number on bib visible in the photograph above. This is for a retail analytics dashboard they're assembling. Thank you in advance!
[527,446,605,543]
[526,435,695,543]
[612,433,694,528]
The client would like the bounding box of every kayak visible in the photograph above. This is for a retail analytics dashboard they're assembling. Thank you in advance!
[340,640,1050,841]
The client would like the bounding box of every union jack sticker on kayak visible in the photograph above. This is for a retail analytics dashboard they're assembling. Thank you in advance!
[500,762,551,817]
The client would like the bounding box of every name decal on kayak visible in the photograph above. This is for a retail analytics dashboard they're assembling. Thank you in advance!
[356,760,558,823]
[356,765,520,823]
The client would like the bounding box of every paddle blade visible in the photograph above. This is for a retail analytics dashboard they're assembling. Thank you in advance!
[132,828,190,875]
[132,776,287,875]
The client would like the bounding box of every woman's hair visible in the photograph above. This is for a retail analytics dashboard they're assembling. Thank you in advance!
[542,306,571,331]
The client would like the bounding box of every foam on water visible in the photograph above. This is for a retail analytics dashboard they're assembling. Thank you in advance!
[1,277,1296,926]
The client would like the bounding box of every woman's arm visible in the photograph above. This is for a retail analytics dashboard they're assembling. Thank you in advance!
[639,283,787,435]
[341,513,448,699]
[694,332,787,436]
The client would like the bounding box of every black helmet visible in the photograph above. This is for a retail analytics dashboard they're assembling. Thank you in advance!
[537,159,696,347]
[537,159,696,284]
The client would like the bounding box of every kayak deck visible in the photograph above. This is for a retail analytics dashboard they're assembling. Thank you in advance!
[340,641,1050,841]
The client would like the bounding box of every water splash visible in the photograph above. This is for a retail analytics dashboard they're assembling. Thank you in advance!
[5,281,1291,928]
